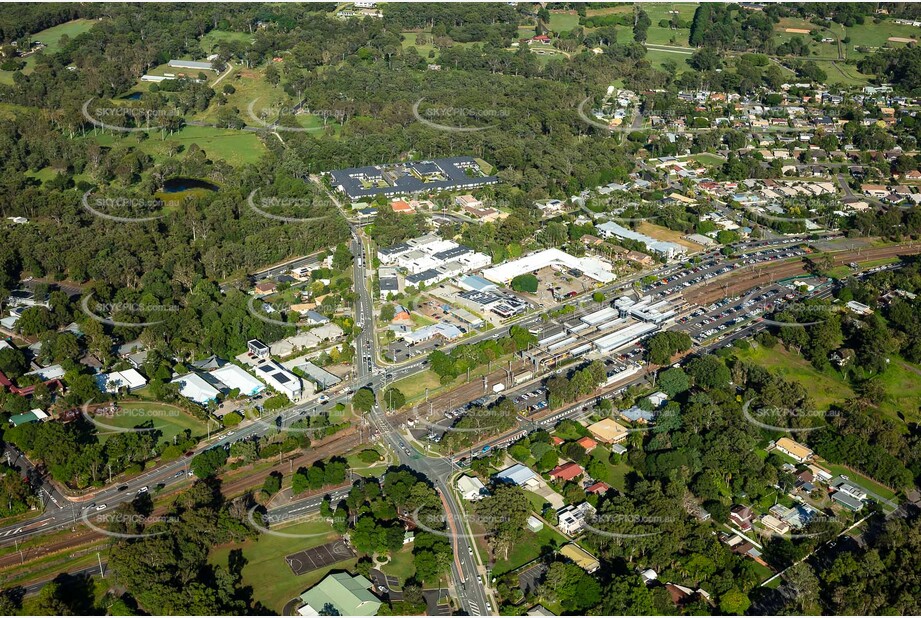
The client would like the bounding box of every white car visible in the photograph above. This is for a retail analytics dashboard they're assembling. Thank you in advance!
[137,486,148,493]
[96,504,107,511]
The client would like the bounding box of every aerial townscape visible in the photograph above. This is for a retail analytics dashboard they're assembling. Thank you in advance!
[2,1,921,617]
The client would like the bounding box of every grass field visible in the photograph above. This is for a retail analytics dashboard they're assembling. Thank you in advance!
[491,524,566,577]
[381,544,416,584]
[84,124,268,167]
[200,30,254,54]
[733,344,853,410]
[209,519,348,614]
[643,47,693,73]
[95,401,209,446]
[644,3,697,47]
[389,370,443,403]
[844,19,921,59]
[548,12,581,35]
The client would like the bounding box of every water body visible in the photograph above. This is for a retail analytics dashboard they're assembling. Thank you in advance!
[162,177,219,193]
[122,92,143,100]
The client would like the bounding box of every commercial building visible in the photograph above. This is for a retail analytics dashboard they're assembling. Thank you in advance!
[457,475,487,501]
[328,157,498,200]
[292,361,341,390]
[596,221,686,260]
[481,248,616,285]
[254,359,302,401]
[593,321,659,354]
[171,372,221,404]
[296,573,381,617]
[210,364,265,397]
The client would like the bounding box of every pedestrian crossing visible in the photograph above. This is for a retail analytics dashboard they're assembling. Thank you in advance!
[468,600,481,616]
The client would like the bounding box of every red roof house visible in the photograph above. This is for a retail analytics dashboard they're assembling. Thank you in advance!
[549,462,584,482]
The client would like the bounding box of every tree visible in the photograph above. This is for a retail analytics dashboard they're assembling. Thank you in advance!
[510,274,538,293]
[687,355,731,390]
[262,471,282,496]
[352,387,375,412]
[657,367,690,397]
[379,304,396,322]
[719,589,751,615]
[190,448,228,478]
[475,485,530,560]
[383,387,405,410]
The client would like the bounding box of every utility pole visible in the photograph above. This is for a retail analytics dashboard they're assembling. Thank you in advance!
[97,552,105,578]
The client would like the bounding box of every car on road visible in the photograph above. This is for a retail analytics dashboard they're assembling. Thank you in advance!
[85,503,96,510]
[477,575,483,584]
[95,504,107,511]
[138,486,148,493]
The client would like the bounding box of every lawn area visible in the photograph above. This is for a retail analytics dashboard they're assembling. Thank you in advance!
[94,401,209,446]
[389,370,442,404]
[84,124,268,168]
[525,490,550,513]
[587,447,632,492]
[684,153,725,166]
[210,519,349,614]
[732,344,854,410]
[380,544,416,585]
[823,463,897,502]
[641,47,693,72]
[491,524,566,577]
[876,358,921,423]
[845,19,921,58]
[200,29,254,54]
[193,67,288,125]
[548,12,581,35]
[0,18,99,84]
[644,3,698,47]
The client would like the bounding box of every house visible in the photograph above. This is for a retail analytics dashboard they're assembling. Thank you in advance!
[861,184,889,198]
[576,436,597,452]
[560,543,600,573]
[774,437,813,463]
[457,475,487,501]
[587,418,629,444]
[760,514,790,535]
[832,478,868,501]
[549,462,584,482]
[527,515,544,533]
[496,464,539,488]
[168,59,214,71]
[730,505,753,532]
[303,310,330,325]
[846,300,873,315]
[254,281,277,295]
[247,339,271,360]
[585,481,610,495]
[832,491,864,512]
[96,369,148,394]
[647,391,668,407]
[455,194,483,209]
[10,409,49,427]
[557,502,596,535]
[903,170,921,181]
[392,305,412,324]
[296,573,381,617]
